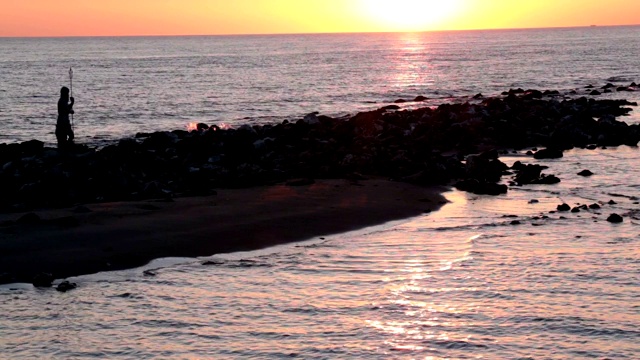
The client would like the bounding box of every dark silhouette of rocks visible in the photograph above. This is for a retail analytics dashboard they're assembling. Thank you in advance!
[16,212,41,225]
[143,270,157,277]
[606,213,623,223]
[454,150,509,195]
[0,88,638,210]
[56,280,77,292]
[510,162,560,185]
[557,203,571,211]
[534,148,564,159]
[578,169,594,176]
[32,272,54,287]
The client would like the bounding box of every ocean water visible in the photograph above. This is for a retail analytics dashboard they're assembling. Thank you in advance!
[1,27,640,359]
[0,26,639,145]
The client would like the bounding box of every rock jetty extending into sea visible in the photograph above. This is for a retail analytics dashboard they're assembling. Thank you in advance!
[0,86,638,212]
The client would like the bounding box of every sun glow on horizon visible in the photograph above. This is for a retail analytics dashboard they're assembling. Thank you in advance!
[1,0,639,37]
[360,0,463,31]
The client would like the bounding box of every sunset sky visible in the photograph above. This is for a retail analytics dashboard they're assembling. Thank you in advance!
[1,0,638,37]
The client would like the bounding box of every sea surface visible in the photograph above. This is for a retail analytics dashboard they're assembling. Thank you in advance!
[1,27,640,359]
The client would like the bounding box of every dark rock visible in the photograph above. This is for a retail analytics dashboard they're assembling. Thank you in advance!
[18,139,45,155]
[602,83,616,89]
[118,138,139,151]
[473,93,483,99]
[534,148,563,159]
[32,273,54,287]
[590,90,601,96]
[143,270,157,277]
[135,132,152,138]
[511,163,549,185]
[414,96,428,102]
[571,207,581,213]
[50,216,80,228]
[523,90,543,99]
[16,212,41,225]
[534,174,561,184]
[464,151,508,183]
[202,260,225,266]
[557,203,571,211]
[381,104,401,111]
[510,220,521,225]
[302,112,320,124]
[56,280,77,292]
[455,179,508,195]
[589,203,601,209]
[608,200,617,205]
[393,99,407,104]
[606,213,623,223]
[578,169,594,176]
[142,181,171,199]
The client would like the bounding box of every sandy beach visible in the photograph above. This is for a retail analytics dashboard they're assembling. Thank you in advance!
[0,179,446,284]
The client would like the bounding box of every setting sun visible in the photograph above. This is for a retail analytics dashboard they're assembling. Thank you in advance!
[360,0,462,31]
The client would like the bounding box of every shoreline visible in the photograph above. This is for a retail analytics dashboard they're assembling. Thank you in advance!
[0,179,447,285]
[1,86,638,286]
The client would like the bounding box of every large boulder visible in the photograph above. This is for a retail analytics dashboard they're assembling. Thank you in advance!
[533,148,563,159]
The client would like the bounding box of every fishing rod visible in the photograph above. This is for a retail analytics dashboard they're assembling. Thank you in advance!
[69,67,74,131]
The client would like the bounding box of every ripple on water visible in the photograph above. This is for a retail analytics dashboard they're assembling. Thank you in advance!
[1,150,640,358]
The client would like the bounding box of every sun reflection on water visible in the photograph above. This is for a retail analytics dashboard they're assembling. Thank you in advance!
[364,226,487,356]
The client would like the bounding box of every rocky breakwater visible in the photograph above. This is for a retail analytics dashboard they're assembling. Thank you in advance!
[0,88,638,212]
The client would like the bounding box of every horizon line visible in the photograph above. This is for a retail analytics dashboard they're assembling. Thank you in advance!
[1,23,639,39]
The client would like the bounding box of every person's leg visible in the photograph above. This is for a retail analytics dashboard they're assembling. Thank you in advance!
[55,127,65,149]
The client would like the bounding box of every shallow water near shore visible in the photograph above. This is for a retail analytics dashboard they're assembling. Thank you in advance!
[1,27,640,359]
[1,147,639,359]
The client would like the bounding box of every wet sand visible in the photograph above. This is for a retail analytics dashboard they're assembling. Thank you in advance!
[0,179,447,284]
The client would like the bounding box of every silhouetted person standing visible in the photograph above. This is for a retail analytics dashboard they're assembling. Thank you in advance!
[56,86,74,148]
